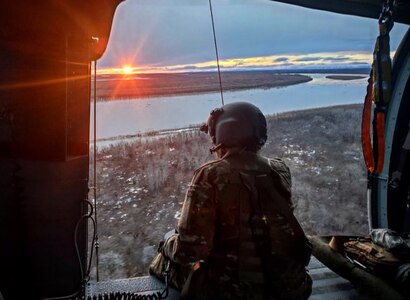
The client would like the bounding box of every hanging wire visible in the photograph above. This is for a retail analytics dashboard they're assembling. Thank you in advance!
[93,60,100,282]
[208,0,224,106]
[83,60,170,300]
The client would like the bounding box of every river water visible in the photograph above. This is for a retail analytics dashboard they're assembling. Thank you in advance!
[91,74,368,142]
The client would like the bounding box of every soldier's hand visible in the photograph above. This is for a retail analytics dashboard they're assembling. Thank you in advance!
[157,240,165,253]
[161,234,178,256]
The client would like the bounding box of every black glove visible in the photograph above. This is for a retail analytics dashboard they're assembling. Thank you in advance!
[157,240,165,253]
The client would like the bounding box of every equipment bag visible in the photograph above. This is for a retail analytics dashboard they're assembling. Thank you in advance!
[344,238,409,275]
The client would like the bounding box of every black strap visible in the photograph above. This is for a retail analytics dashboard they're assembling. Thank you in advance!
[239,172,276,299]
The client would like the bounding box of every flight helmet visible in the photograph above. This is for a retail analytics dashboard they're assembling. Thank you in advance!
[200,102,267,151]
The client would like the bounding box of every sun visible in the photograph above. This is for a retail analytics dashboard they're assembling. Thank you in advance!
[121,65,134,75]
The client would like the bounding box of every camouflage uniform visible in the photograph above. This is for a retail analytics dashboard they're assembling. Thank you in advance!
[163,150,312,299]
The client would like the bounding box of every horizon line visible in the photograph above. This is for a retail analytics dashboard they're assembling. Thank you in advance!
[95,64,372,76]
[96,50,379,75]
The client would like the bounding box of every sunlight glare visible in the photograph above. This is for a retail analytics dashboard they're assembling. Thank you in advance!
[122,65,134,75]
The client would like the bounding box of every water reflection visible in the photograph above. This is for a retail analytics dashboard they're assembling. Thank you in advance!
[91,73,368,141]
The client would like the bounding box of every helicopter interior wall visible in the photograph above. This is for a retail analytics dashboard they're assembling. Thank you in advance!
[368,28,410,232]
[0,48,90,298]
[388,37,410,232]
[0,159,89,298]
[388,77,410,231]
[0,1,121,298]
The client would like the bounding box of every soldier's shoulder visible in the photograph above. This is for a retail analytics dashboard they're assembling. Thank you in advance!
[266,157,290,174]
[263,157,291,186]
[191,159,231,184]
[194,158,230,174]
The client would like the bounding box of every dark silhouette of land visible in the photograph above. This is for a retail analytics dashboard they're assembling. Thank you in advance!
[96,72,312,100]
[326,75,366,80]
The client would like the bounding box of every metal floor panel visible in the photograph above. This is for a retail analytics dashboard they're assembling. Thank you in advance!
[309,257,358,299]
[86,276,180,299]
[87,256,358,299]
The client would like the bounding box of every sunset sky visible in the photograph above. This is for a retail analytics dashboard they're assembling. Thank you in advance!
[98,0,409,74]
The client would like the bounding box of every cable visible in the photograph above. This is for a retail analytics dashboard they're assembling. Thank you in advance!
[79,200,97,281]
[87,214,97,279]
[93,60,100,282]
[41,200,95,300]
[208,0,224,106]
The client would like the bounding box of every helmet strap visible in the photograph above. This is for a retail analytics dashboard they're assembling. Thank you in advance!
[209,143,223,154]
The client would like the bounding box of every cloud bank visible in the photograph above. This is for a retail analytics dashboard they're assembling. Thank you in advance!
[98,0,408,73]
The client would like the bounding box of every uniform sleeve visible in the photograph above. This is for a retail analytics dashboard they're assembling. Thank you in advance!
[162,166,216,265]
[269,158,294,210]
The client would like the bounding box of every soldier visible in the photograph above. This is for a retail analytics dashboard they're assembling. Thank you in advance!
[161,102,312,299]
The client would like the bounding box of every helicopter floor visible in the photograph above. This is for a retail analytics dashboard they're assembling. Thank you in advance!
[86,256,357,299]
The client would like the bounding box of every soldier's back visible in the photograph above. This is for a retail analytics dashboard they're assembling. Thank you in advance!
[187,151,311,300]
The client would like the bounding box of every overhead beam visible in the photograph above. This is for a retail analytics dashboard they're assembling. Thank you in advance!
[269,0,410,25]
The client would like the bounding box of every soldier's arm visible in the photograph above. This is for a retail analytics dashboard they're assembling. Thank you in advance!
[163,167,216,265]
[269,158,294,209]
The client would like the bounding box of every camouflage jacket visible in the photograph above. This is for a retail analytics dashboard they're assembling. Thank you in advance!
[163,151,311,299]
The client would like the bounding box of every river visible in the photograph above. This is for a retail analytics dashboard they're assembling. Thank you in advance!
[91,73,368,143]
